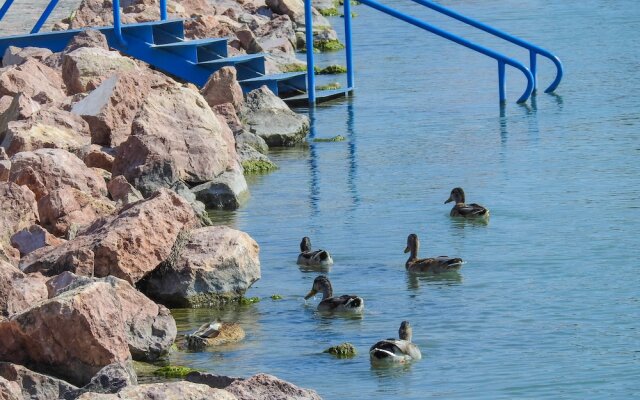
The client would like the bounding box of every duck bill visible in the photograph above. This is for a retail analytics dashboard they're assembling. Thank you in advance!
[444,196,453,204]
[403,246,410,253]
[304,289,317,300]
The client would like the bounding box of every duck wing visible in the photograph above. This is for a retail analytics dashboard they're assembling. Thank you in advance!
[453,203,489,217]
[408,257,463,273]
[297,250,332,265]
[318,295,363,311]
[369,339,421,361]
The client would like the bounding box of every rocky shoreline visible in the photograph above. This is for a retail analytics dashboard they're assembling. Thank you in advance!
[0,0,338,397]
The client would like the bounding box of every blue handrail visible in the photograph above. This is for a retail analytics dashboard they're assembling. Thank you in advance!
[408,0,562,93]
[356,0,534,103]
[0,0,15,22]
[304,0,316,103]
[31,0,60,33]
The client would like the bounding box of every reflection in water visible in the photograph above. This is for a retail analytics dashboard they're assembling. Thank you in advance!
[307,108,320,217]
[298,264,332,273]
[406,272,463,290]
[346,101,360,210]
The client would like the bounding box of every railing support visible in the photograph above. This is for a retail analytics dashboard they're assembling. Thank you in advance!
[30,0,60,33]
[498,61,506,103]
[160,0,167,20]
[344,0,355,89]
[530,50,537,93]
[112,0,126,46]
[304,0,316,105]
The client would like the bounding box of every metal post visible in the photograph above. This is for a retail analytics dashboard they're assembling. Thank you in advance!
[30,0,60,33]
[344,0,355,90]
[0,0,16,22]
[304,0,316,105]
[113,0,126,46]
[160,0,167,20]
[498,61,506,104]
[529,50,537,93]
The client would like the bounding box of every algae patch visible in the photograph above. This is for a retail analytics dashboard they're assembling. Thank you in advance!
[316,82,341,91]
[313,135,346,142]
[314,39,345,52]
[281,63,307,73]
[153,365,198,378]
[240,296,261,305]
[315,65,347,75]
[319,7,339,16]
[324,342,357,358]
[270,294,283,300]
[242,159,278,174]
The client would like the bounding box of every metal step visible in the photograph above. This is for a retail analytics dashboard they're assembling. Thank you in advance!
[121,19,184,45]
[284,88,352,106]
[239,71,307,97]
[152,37,228,62]
[198,54,266,80]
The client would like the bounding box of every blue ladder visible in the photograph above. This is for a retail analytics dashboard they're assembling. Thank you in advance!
[0,0,308,97]
[303,0,563,105]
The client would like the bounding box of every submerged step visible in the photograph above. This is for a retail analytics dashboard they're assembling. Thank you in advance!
[240,71,307,97]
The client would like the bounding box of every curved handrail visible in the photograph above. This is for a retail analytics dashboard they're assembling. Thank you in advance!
[357,0,534,103]
[408,0,563,93]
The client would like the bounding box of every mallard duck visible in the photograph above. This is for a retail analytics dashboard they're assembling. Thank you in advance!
[370,321,422,364]
[304,275,364,313]
[445,187,489,219]
[297,237,334,267]
[186,320,245,351]
[404,233,463,273]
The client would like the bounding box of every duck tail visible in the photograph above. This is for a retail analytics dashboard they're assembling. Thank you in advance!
[318,251,330,261]
[349,297,363,308]
[370,348,395,360]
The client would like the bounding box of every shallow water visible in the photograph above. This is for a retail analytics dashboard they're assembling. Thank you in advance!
[172,1,640,398]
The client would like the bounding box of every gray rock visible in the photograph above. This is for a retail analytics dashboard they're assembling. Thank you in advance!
[169,181,212,226]
[191,168,249,210]
[2,46,53,67]
[64,29,110,53]
[0,362,78,400]
[71,361,137,397]
[185,372,240,389]
[237,144,278,175]
[9,224,65,257]
[236,131,269,154]
[240,86,309,147]
[107,175,143,206]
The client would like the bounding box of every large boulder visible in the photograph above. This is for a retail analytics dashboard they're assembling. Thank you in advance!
[191,168,249,210]
[10,224,65,257]
[0,282,131,386]
[45,273,177,361]
[107,175,143,206]
[1,107,91,157]
[2,46,53,67]
[0,260,48,318]
[201,67,244,110]
[20,188,199,284]
[71,73,151,146]
[0,362,78,400]
[112,85,238,196]
[0,93,41,142]
[64,29,109,53]
[0,59,66,104]
[62,47,138,94]
[8,148,107,201]
[140,226,260,307]
[240,86,309,147]
[0,182,39,263]
[75,381,236,400]
[226,374,322,400]
[265,0,304,23]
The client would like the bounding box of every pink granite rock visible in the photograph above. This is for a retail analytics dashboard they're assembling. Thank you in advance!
[0,260,48,318]
[0,59,66,104]
[201,67,244,110]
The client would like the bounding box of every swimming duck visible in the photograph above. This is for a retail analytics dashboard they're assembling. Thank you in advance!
[297,237,334,267]
[304,275,364,313]
[369,321,422,364]
[445,187,490,219]
[404,233,463,273]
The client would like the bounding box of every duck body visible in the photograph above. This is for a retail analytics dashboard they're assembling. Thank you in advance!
[305,275,364,313]
[186,320,245,350]
[445,187,489,219]
[370,321,421,364]
[404,233,463,274]
[297,237,334,267]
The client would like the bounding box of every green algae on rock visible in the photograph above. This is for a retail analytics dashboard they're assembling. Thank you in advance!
[281,63,307,73]
[240,296,261,305]
[323,342,357,358]
[315,64,348,75]
[313,135,346,142]
[153,365,198,378]
[314,39,345,52]
[241,159,278,175]
[319,7,339,16]
[316,82,342,91]
[270,294,283,300]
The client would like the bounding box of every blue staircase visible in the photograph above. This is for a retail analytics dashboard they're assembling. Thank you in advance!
[0,18,308,98]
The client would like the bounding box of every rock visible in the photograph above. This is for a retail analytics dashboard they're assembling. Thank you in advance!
[240,86,309,147]
[65,29,110,53]
[235,28,263,54]
[254,15,297,54]
[75,381,236,400]
[191,168,249,210]
[8,148,107,201]
[201,67,244,110]
[323,342,357,358]
[38,186,116,237]
[140,226,260,307]
[71,361,137,397]
[0,362,78,400]
[168,180,212,227]
[9,224,65,256]
[237,144,278,174]
[0,94,41,142]
[227,374,322,400]
[20,188,198,284]
[0,59,66,104]
[0,148,6,160]
[186,321,245,351]
[2,46,53,67]
[0,160,9,181]
[112,85,238,196]
[62,47,138,94]
[183,15,243,41]
[2,107,91,157]
[0,376,21,400]
[0,282,131,386]
[71,73,151,146]
[46,273,176,361]
[235,130,269,154]
[82,144,115,171]
[185,372,240,389]
[0,260,48,318]
[266,0,304,22]
[213,103,244,136]
[107,175,143,205]
[0,182,39,262]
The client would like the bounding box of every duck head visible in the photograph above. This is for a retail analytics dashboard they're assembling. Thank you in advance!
[404,233,419,257]
[399,321,413,341]
[300,237,312,252]
[445,187,466,204]
[304,275,333,300]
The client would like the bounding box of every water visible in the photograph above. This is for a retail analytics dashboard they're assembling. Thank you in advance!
[3,0,639,397]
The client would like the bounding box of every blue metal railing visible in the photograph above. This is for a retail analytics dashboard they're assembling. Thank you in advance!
[0,0,168,42]
[304,0,562,105]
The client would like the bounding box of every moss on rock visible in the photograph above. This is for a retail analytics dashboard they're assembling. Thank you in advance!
[153,365,198,378]
[240,296,261,305]
[281,63,307,73]
[242,159,278,175]
[270,294,283,300]
[314,39,345,52]
[323,342,357,358]
[319,7,340,16]
[316,82,341,91]
[313,135,346,142]
[315,65,348,75]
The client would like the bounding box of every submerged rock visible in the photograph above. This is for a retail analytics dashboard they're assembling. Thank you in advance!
[240,86,309,147]
[323,342,357,358]
[191,168,249,210]
[140,226,260,308]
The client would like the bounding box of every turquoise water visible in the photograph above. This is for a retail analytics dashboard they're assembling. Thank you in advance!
[171,0,640,398]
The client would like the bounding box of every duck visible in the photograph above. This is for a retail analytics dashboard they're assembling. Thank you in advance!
[369,321,422,364]
[445,187,490,219]
[297,237,334,267]
[304,275,364,313]
[185,320,245,351]
[404,233,463,273]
